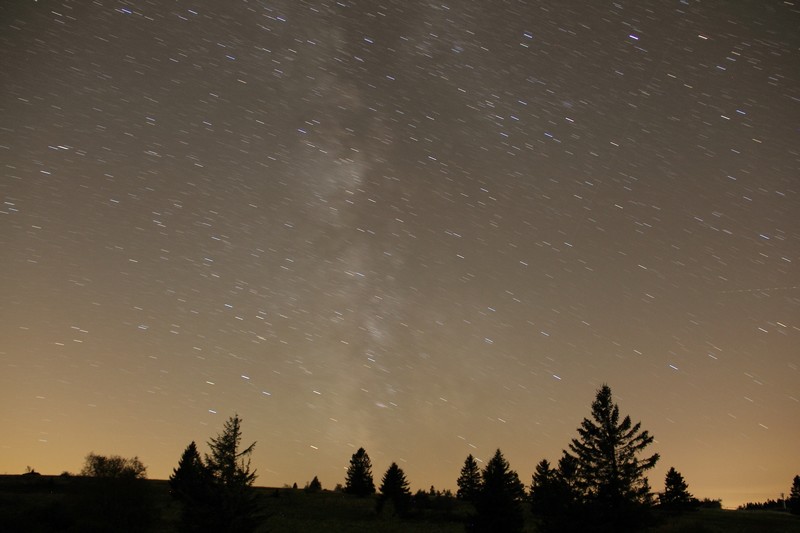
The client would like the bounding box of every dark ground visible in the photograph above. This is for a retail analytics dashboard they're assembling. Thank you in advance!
[2,475,799,533]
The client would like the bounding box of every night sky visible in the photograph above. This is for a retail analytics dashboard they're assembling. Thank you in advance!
[2,0,798,508]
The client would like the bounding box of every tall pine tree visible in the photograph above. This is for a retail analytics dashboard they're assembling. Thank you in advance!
[530,459,558,514]
[566,384,659,529]
[473,449,525,533]
[344,447,375,496]
[377,462,412,515]
[205,414,256,489]
[788,475,800,515]
[169,441,207,502]
[661,467,693,510]
[170,441,215,532]
[204,415,260,532]
[457,454,482,502]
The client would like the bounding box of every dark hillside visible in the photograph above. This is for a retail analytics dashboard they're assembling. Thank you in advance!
[2,475,799,532]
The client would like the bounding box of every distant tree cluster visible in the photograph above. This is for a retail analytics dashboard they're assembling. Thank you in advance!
[343,447,451,518]
[81,452,147,479]
[696,497,722,509]
[79,452,154,530]
[304,475,322,493]
[412,485,455,513]
[737,475,800,514]
[738,498,786,511]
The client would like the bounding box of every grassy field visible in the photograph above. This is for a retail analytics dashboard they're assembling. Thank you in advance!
[2,475,799,532]
[647,508,800,533]
[255,488,470,532]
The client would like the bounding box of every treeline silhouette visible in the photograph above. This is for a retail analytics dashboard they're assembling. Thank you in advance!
[739,498,787,511]
[9,385,800,532]
[739,476,800,514]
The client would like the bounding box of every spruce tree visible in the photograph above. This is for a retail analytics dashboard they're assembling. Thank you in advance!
[305,475,322,493]
[169,441,207,501]
[661,467,693,510]
[556,452,580,508]
[457,454,482,502]
[378,462,412,515]
[788,475,800,515]
[170,442,214,532]
[344,447,375,496]
[203,414,260,532]
[530,454,583,532]
[530,459,558,514]
[566,384,659,529]
[473,449,525,532]
[205,414,256,488]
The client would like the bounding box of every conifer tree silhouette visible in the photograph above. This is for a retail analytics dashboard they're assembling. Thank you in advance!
[344,447,375,496]
[377,462,412,515]
[565,384,659,530]
[457,454,482,502]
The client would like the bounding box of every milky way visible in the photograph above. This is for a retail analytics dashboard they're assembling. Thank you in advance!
[1,0,798,507]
